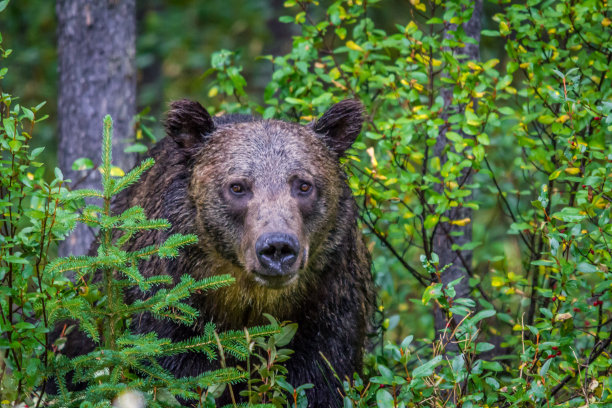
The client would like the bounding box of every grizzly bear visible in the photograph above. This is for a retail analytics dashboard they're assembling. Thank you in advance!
[63,99,375,406]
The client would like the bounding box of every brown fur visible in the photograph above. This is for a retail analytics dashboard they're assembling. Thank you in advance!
[64,100,375,407]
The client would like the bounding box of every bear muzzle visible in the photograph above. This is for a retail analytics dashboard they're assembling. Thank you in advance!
[254,232,302,287]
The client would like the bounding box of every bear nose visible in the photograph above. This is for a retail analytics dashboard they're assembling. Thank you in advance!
[255,233,299,276]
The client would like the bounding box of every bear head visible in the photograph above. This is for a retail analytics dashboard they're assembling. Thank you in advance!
[164,99,364,292]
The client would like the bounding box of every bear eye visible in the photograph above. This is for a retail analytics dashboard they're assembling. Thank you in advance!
[299,182,312,193]
[230,183,245,195]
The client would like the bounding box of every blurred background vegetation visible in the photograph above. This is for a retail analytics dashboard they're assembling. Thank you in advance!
[0,0,506,342]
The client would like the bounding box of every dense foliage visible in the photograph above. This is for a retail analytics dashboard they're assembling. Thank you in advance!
[1,0,611,407]
[207,0,612,406]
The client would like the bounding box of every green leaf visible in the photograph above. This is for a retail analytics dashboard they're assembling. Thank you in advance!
[471,309,496,324]
[551,207,586,222]
[539,357,553,377]
[0,1,8,13]
[30,146,45,158]
[375,389,394,407]
[476,342,495,353]
[54,167,64,180]
[422,283,442,305]
[412,355,442,378]
[482,361,503,372]
[576,262,597,273]
[485,377,500,389]
[481,29,500,37]
[275,323,298,347]
[72,157,94,171]
[124,143,148,153]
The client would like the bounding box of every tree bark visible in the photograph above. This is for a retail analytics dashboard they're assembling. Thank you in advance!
[433,0,482,341]
[57,0,136,256]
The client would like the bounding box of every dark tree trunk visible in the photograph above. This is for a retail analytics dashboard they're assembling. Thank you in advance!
[433,0,482,341]
[265,0,295,57]
[57,0,136,256]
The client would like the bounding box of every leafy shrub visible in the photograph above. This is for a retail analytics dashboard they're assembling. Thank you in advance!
[206,0,612,406]
[0,8,303,406]
[0,19,73,404]
[44,116,287,407]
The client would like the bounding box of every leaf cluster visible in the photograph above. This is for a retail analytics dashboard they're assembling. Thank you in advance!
[44,117,282,407]
[205,0,612,406]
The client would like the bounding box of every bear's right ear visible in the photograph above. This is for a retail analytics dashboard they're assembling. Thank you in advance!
[165,99,216,149]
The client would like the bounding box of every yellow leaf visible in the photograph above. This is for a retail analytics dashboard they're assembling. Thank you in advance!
[564,167,581,175]
[415,2,426,12]
[27,172,34,181]
[329,67,341,80]
[549,169,562,180]
[491,276,504,287]
[446,181,458,190]
[136,128,142,140]
[403,210,415,219]
[400,79,410,87]
[467,61,482,72]
[405,21,418,34]
[450,217,471,226]
[110,166,125,177]
[410,151,424,164]
[431,156,440,172]
[538,115,555,124]
[505,86,517,94]
[556,114,570,123]
[366,147,377,168]
[208,86,218,98]
[594,197,608,209]
[603,18,611,27]
[414,113,429,120]
[346,41,363,52]
[512,324,522,331]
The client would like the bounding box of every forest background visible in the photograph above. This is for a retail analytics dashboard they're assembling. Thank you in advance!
[0,0,611,407]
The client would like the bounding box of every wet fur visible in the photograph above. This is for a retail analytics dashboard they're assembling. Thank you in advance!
[62,100,375,407]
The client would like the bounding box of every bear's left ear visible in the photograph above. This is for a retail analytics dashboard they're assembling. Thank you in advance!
[311,99,364,157]
[165,99,216,149]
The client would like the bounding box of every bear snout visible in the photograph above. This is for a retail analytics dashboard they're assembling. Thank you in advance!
[255,232,300,277]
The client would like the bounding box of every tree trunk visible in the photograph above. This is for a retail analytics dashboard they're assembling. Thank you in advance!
[57,0,136,256]
[433,0,482,342]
